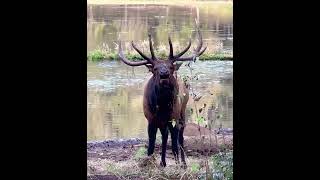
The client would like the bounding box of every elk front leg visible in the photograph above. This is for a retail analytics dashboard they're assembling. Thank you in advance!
[147,123,157,156]
[159,126,168,167]
[168,123,179,163]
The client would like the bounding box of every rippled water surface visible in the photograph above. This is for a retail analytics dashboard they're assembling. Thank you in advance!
[88,61,233,140]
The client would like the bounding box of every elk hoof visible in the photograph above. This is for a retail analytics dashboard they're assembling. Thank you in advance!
[160,161,166,167]
[174,156,180,164]
[181,162,187,169]
[175,159,180,165]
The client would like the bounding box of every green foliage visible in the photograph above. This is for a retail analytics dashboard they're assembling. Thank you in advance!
[157,51,167,59]
[87,48,232,62]
[199,53,233,61]
[191,162,200,173]
[87,49,107,61]
[212,150,233,180]
[134,147,147,160]
[196,116,205,125]
[124,53,144,61]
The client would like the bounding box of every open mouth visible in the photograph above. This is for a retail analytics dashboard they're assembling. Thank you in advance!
[160,78,169,84]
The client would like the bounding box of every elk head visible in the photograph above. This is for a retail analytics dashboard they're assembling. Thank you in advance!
[118,21,207,83]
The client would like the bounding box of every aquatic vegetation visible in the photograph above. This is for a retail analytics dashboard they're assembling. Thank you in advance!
[87,48,233,61]
[87,48,107,61]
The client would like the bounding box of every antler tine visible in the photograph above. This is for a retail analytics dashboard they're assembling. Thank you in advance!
[194,19,203,53]
[168,35,174,59]
[176,46,207,61]
[118,41,151,66]
[173,19,207,62]
[131,41,152,62]
[148,33,157,60]
[173,38,191,59]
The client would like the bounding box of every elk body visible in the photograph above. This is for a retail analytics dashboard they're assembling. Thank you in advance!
[118,22,206,167]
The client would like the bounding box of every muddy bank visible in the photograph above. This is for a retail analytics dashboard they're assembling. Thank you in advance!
[87,124,232,179]
[87,133,232,161]
[88,138,147,151]
[87,123,232,150]
[88,125,232,160]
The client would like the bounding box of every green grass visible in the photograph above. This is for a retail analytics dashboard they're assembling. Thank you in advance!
[190,162,201,173]
[87,48,233,62]
[199,53,233,61]
[87,49,108,61]
[95,148,233,180]
[134,147,147,160]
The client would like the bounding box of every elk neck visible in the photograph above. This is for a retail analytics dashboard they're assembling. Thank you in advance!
[148,74,179,121]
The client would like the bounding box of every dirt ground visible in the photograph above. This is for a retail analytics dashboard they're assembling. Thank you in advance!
[87,123,232,180]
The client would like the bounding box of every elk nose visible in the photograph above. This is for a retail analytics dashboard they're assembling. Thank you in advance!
[159,69,169,79]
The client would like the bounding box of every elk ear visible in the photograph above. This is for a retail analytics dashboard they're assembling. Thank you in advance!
[173,62,183,71]
[145,64,153,72]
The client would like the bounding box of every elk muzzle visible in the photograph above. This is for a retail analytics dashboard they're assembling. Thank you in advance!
[159,67,169,79]
[159,66,170,84]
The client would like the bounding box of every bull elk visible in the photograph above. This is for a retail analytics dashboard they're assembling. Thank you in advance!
[118,21,206,167]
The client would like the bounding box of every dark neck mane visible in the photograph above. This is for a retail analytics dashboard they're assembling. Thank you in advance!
[147,75,178,121]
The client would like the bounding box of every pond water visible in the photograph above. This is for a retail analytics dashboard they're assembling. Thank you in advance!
[87,2,233,140]
[87,61,233,140]
[87,2,233,54]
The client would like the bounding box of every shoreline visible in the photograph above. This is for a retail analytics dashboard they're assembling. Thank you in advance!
[87,127,233,149]
[87,51,233,61]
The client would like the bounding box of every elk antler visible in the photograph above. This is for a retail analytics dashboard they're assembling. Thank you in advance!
[148,33,157,61]
[131,41,152,62]
[168,35,192,60]
[118,20,206,66]
[170,19,207,62]
[118,33,158,66]
[118,41,152,66]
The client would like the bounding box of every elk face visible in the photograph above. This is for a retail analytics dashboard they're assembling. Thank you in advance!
[146,60,183,85]
[149,61,172,79]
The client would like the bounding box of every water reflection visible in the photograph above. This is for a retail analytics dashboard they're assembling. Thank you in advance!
[87,61,233,140]
[87,3,233,55]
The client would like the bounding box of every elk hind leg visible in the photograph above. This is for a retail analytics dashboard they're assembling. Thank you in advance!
[179,113,187,168]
